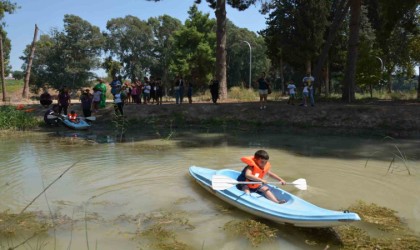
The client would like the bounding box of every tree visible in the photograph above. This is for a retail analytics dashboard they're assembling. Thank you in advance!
[262,0,329,80]
[147,15,182,86]
[0,0,18,75]
[341,0,361,102]
[147,0,262,99]
[369,0,419,93]
[226,20,269,88]
[169,5,216,88]
[21,15,104,91]
[12,70,23,80]
[104,15,154,81]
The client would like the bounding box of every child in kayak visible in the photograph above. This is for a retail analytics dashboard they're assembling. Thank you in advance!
[68,110,80,123]
[237,150,287,204]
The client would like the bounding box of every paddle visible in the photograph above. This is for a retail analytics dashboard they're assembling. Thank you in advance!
[211,175,307,191]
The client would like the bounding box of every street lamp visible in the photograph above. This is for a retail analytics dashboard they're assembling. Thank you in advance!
[242,40,252,88]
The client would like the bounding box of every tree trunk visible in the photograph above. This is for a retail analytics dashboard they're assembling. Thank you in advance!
[1,36,6,102]
[280,58,285,94]
[418,66,420,100]
[341,0,361,103]
[22,24,38,99]
[305,59,312,75]
[215,0,227,99]
[314,0,349,94]
[324,61,330,96]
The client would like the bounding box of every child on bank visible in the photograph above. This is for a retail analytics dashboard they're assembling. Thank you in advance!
[92,88,102,113]
[237,150,286,204]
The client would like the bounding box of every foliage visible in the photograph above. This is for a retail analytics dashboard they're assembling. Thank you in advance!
[104,15,154,81]
[0,210,49,237]
[226,20,270,87]
[137,209,194,250]
[335,201,420,250]
[262,0,329,71]
[228,86,259,101]
[224,219,278,247]
[0,0,19,74]
[21,15,104,92]
[0,105,39,130]
[147,15,182,86]
[11,70,24,80]
[356,5,382,94]
[370,0,419,90]
[169,5,216,87]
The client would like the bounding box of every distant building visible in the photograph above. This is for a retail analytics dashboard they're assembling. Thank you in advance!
[5,73,15,80]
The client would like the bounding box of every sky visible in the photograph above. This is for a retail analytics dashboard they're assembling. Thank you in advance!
[3,0,267,75]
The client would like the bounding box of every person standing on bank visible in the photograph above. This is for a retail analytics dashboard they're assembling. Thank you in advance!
[94,78,107,108]
[174,76,184,104]
[209,78,219,104]
[287,80,297,105]
[80,89,93,117]
[302,72,315,107]
[257,72,270,110]
[58,86,71,115]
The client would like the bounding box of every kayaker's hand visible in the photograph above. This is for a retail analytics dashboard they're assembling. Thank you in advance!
[261,179,268,184]
[279,180,286,185]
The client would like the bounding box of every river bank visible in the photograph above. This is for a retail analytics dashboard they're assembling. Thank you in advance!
[5,98,420,138]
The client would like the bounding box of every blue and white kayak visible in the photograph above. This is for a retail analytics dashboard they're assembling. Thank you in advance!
[189,166,361,228]
[61,116,91,130]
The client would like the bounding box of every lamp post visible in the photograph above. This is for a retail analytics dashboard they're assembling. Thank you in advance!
[242,40,252,88]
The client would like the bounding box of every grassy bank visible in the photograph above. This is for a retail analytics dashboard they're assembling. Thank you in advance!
[0,106,39,130]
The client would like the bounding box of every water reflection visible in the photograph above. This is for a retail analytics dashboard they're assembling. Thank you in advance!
[0,131,419,249]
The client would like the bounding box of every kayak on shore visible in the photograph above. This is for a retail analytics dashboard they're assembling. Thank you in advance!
[189,166,361,228]
[60,115,91,130]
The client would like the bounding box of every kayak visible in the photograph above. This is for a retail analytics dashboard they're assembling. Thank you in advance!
[61,116,91,130]
[189,166,361,228]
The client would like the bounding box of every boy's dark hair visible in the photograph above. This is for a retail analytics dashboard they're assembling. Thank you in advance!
[254,150,269,160]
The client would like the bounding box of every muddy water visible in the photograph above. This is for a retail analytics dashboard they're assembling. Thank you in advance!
[0,131,419,249]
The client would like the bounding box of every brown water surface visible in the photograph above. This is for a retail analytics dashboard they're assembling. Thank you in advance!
[1,131,419,249]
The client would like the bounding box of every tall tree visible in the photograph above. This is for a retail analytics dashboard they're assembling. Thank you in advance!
[313,0,350,95]
[369,0,419,93]
[147,15,182,86]
[341,0,361,102]
[21,15,104,91]
[226,20,269,88]
[169,5,216,87]
[147,0,262,99]
[0,0,18,75]
[262,0,329,76]
[104,15,154,81]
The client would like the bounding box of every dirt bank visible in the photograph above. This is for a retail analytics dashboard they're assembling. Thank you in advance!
[21,99,419,138]
[2,82,420,137]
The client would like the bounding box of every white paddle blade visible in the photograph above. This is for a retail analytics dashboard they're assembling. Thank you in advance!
[47,115,57,119]
[291,178,307,190]
[211,175,238,190]
[85,116,96,121]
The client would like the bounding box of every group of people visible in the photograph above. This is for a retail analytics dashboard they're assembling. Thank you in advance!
[286,73,315,107]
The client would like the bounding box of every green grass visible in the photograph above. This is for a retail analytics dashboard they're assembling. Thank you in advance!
[0,106,39,130]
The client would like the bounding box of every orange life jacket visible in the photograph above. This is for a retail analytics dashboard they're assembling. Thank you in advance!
[241,156,271,189]
[68,113,78,121]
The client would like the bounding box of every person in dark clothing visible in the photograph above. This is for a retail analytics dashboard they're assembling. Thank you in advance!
[44,104,60,126]
[80,89,93,117]
[209,79,219,104]
[40,89,52,107]
[58,86,71,115]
